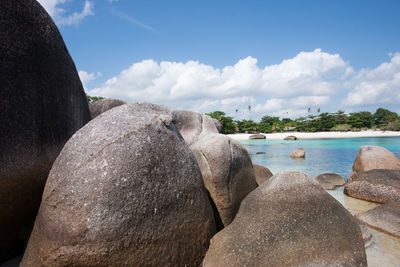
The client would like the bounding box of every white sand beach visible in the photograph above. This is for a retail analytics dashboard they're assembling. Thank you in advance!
[227,130,400,141]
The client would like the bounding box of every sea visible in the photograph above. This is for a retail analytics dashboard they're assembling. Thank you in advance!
[241,136,400,179]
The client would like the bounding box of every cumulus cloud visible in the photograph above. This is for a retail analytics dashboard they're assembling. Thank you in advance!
[37,0,94,26]
[78,71,101,91]
[88,49,400,120]
[341,53,400,107]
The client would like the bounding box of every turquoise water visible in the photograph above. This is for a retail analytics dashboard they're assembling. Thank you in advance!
[241,137,400,179]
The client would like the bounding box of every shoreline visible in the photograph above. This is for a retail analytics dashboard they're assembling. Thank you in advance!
[227,130,400,141]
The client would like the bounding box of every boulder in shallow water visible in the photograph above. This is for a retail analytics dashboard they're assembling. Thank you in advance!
[290,148,305,158]
[0,0,90,261]
[89,98,126,118]
[21,103,216,266]
[344,169,400,203]
[191,134,257,228]
[315,173,346,190]
[253,164,273,185]
[203,171,367,267]
[350,146,400,177]
[284,135,298,140]
[249,134,266,140]
[357,202,400,239]
[174,110,219,146]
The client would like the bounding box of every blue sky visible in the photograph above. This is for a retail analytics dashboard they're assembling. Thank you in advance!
[37,0,400,120]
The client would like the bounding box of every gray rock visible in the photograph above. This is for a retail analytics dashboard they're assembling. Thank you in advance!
[350,145,400,178]
[174,110,219,146]
[0,0,90,261]
[284,135,298,140]
[212,118,222,132]
[21,103,216,266]
[203,171,367,267]
[89,98,126,118]
[344,169,400,203]
[315,173,346,190]
[256,151,266,154]
[191,134,257,228]
[357,202,400,239]
[290,148,305,158]
[359,224,373,249]
[249,134,266,140]
[253,164,273,186]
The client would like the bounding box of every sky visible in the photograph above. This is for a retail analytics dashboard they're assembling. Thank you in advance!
[36,0,400,121]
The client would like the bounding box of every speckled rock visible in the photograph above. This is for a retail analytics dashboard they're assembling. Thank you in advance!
[203,171,367,267]
[290,148,305,158]
[357,202,400,239]
[344,169,400,203]
[21,103,216,266]
[89,98,126,118]
[191,134,257,228]
[350,146,400,178]
[253,164,273,186]
[315,173,346,190]
[174,110,219,146]
[0,0,90,261]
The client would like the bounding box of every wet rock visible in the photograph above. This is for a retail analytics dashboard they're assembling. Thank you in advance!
[0,0,90,260]
[21,103,216,266]
[191,134,257,227]
[290,148,305,158]
[315,173,346,190]
[350,146,400,177]
[89,98,126,118]
[174,110,219,146]
[344,169,400,203]
[203,171,367,267]
[357,202,400,239]
[284,135,298,140]
[249,134,266,140]
[253,164,273,186]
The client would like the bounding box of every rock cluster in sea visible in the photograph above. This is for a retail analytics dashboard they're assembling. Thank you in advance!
[7,0,400,265]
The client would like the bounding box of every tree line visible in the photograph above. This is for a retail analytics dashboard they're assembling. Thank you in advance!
[207,108,400,134]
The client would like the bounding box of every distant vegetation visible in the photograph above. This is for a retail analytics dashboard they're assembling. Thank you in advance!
[207,108,400,134]
[86,94,104,104]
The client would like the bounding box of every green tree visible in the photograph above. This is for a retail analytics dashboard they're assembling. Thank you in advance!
[206,111,237,134]
[373,108,399,127]
[86,94,104,104]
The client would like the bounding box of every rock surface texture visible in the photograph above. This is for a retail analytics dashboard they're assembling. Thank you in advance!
[21,103,216,266]
[357,203,400,239]
[174,110,219,146]
[253,164,273,186]
[191,134,257,228]
[89,98,126,118]
[203,171,367,267]
[350,145,400,176]
[249,134,266,140]
[290,148,306,158]
[315,173,346,190]
[0,0,90,261]
[344,169,400,203]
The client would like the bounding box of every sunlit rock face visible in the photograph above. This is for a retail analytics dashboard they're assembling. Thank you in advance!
[203,171,367,267]
[21,103,216,266]
[0,0,90,261]
[89,98,127,119]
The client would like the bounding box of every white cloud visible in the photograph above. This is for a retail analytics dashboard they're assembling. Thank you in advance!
[88,49,400,120]
[78,71,101,91]
[37,0,94,26]
[341,53,400,107]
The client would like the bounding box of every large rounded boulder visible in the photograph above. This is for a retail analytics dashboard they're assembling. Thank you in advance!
[350,145,400,176]
[253,164,273,186]
[203,171,367,267]
[174,110,219,146]
[0,0,91,260]
[89,98,126,119]
[344,169,400,203]
[21,103,216,266]
[191,134,257,228]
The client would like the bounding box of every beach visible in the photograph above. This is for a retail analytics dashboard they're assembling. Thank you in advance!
[227,130,400,141]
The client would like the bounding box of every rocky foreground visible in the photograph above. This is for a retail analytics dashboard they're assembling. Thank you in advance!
[1,0,400,266]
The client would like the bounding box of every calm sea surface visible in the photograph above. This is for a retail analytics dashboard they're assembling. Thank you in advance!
[241,136,400,179]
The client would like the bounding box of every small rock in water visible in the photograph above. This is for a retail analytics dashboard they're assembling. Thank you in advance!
[284,135,298,140]
[249,134,266,140]
[256,151,265,154]
[290,148,305,158]
[315,173,345,190]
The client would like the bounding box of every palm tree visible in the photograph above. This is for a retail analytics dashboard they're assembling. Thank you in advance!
[317,107,320,113]
[308,107,311,113]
